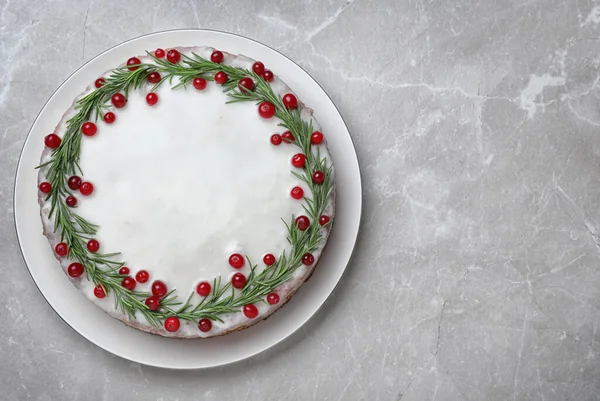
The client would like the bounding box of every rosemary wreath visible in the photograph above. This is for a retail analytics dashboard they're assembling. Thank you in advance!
[38,50,334,329]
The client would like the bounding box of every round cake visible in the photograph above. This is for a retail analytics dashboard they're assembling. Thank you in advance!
[36,46,335,338]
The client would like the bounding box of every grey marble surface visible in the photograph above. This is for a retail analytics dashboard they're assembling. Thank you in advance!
[2,0,600,400]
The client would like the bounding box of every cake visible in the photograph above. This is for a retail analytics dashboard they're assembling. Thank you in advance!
[36,46,335,338]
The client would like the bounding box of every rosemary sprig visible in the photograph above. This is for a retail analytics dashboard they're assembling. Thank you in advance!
[39,50,333,328]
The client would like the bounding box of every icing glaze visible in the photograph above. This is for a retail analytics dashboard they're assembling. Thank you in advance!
[38,46,334,338]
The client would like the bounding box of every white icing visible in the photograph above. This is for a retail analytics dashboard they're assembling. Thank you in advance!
[39,47,334,338]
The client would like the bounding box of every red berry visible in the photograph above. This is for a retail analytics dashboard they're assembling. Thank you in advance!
[67,176,81,190]
[198,318,212,332]
[154,48,165,58]
[231,273,246,289]
[103,112,116,124]
[267,292,280,305]
[127,57,141,71]
[291,153,306,168]
[270,134,282,146]
[87,239,100,253]
[263,70,274,82]
[312,171,325,184]
[229,253,245,269]
[319,215,331,226]
[147,71,161,84]
[136,270,149,283]
[263,253,276,266]
[93,284,106,298]
[55,242,68,256]
[302,253,314,265]
[295,215,310,231]
[122,277,136,290]
[196,281,211,297]
[311,131,324,144]
[282,93,298,109]
[291,186,304,200]
[243,304,259,319]
[211,50,224,63]
[252,61,265,75]
[94,78,105,88]
[164,316,180,332]
[146,92,159,106]
[80,182,94,196]
[282,131,295,143]
[67,262,84,278]
[193,77,207,90]
[258,101,276,118]
[238,77,254,92]
[152,280,168,297]
[44,134,61,149]
[119,266,130,275]
[166,49,181,64]
[65,196,77,207]
[145,295,161,311]
[81,122,97,136]
[214,71,228,84]
[39,182,51,194]
[111,93,127,108]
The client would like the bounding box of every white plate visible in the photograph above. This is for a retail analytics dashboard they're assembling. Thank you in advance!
[14,29,362,369]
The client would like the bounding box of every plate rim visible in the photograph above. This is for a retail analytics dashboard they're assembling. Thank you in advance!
[13,28,363,369]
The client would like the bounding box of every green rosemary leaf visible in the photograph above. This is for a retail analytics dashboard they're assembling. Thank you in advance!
[40,50,333,327]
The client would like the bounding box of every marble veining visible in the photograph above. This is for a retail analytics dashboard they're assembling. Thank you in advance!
[2,0,600,400]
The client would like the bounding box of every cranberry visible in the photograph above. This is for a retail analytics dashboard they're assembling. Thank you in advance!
[311,131,324,144]
[135,270,149,283]
[55,242,68,256]
[211,50,224,63]
[39,182,52,194]
[86,239,100,253]
[267,292,280,305]
[295,215,310,231]
[214,71,228,84]
[263,253,276,266]
[196,281,211,297]
[243,304,259,318]
[282,93,298,109]
[262,70,274,82]
[258,101,276,118]
[147,71,161,84]
[67,263,84,278]
[44,134,61,149]
[302,253,314,265]
[252,61,265,75]
[282,131,295,143]
[152,280,168,297]
[80,182,94,196]
[94,78,106,88]
[193,77,207,90]
[103,112,116,124]
[111,93,127,108]
[198,318,212,332]
[94,284,106,298]
[145,295,161,311]
[291,153,306,168]
[164,316,180,332]
[231,273,246,289]
[126,57,141,71]
[229,253,245,269]
[65,196,77,207]
[122,277,136,290]
[291,186,304,199]
[166,49,181,64]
